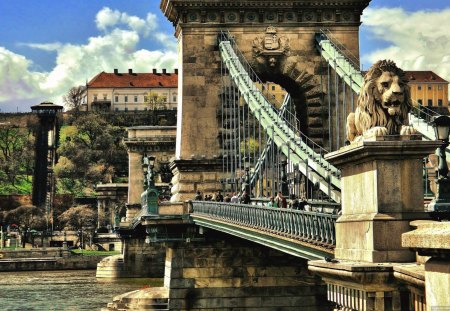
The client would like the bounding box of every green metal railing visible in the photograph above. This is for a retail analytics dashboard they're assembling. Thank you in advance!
[192,201,338,248]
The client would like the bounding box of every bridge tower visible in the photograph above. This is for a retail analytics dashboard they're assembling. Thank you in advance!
[31,102,63,230]
[161,0,371,201]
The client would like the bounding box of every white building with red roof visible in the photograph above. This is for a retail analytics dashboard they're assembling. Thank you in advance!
[85,68,178,112]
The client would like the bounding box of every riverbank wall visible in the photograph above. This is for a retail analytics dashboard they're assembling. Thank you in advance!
[0,248,109,271]
[0,256,106,271]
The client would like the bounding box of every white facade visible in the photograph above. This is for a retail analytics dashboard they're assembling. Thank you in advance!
[86,87,178,111]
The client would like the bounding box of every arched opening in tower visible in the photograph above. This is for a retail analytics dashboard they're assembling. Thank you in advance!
[257,72,309,138]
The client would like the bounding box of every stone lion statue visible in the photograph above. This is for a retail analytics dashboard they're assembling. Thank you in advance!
[346,60,417,142]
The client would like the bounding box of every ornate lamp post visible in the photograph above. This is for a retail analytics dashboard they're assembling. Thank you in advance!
[242,156,251,196]
[428,116,450,213]
[280,154,289,197]
[142,154,158,214]
[142,155,149,190]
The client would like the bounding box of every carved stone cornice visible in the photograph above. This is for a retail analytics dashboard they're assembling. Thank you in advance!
[161,0,370,26]
[125,140,176,153]
[169,158,223,173]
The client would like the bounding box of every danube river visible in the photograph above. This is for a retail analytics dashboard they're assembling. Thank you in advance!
[0,270,162,311]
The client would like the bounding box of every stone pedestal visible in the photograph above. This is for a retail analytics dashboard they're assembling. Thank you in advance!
[402,220,450,310]
[124,203,141,224]
[325,138,439,263]
[169,159,223,202]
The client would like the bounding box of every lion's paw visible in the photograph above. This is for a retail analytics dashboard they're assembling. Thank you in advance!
[400,125,418,135]
[368,126,388,137]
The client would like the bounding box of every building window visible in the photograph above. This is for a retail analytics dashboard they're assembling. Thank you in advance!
[115,95,118,102]
[144,95,148,102]
[418,86,422,91]
[124,107,128,112]
[93,95,97,101]
[162,96,167,103]
[428,99,433,107]
[271,86,276,91]
[438,99,443,107]
[135,107,138,111]
[134,95,138,103]
[103,94,107,100]
[124,96,128,102]
[438,85,443,90]
[418,99,423,106]
[115,108,119,111]
[173,95,177,102]
[272,95,276,99]
[428,85,432,91]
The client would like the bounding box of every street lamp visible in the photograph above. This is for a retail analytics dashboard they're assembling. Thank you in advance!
[142,154,149,189]
[280,153,289,197]
[428,116,450,213]
[432,116,450,178]
[242,156,251,195]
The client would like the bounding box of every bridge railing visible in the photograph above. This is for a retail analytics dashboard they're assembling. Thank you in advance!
[191,201,338,248]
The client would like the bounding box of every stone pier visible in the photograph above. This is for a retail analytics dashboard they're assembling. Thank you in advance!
[309,137,440,310]
[105,231,331,310]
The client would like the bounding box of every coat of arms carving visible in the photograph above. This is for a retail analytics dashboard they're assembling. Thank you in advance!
[252,26,290,67]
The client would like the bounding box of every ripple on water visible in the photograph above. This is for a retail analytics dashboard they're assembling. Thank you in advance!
[0,270,163,311]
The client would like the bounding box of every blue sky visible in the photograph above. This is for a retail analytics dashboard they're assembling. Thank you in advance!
[0,0,449,112]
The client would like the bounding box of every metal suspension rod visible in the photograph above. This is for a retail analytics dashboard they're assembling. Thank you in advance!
[327,62,332,151]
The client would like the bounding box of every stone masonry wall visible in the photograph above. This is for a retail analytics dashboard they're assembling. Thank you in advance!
[123,237,166,278]
[164,234,331,310]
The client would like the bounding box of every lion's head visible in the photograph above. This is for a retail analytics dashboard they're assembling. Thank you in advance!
[357,60,412,135]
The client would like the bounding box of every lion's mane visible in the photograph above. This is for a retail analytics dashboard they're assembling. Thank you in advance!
[347,60,413,141]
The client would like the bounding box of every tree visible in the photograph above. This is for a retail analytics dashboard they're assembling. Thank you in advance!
[240,137,260,155]
[58,205,97,248]
[145,91,167,110]
[5,205,45,247]
[0,124,34,193]
[55,113,127,195]
[63,86,86,116]
[58,205,97,230]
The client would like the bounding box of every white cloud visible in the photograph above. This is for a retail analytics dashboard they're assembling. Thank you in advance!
[362,7,450,96]
[0,7,177,111]
[95,7,158,37]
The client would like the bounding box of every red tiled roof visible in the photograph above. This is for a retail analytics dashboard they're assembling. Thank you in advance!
[404,71,448,83]
[88,71,178,88]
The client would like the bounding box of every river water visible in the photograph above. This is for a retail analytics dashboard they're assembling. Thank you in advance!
[0,270,163,311]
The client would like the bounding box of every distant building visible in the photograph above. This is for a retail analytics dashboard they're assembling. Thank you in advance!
[405,71,448,109]
[255,82,287,108]
[85,69,178,112]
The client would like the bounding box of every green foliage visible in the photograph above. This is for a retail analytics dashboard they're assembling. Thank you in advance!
[55,113,127,195]
[145,91,167,110]
[70,249,121,256]
[0,125,34,194]
[0,175,32,195]
[240,137,260,155]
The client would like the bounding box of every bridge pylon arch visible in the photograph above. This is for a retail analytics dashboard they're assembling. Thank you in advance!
[161,0,370,202]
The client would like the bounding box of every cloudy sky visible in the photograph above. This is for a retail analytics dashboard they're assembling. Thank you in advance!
[0,0,449,112]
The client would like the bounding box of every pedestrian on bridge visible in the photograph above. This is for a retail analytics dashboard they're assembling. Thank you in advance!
[194,191,203,201]
[267,196,275,207]
[215,191,224,202]
[240,191,251,204]
[230,192,239,203]
[275,192,287,209]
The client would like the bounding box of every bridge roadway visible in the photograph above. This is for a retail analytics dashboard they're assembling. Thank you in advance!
[190,200,338,260]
